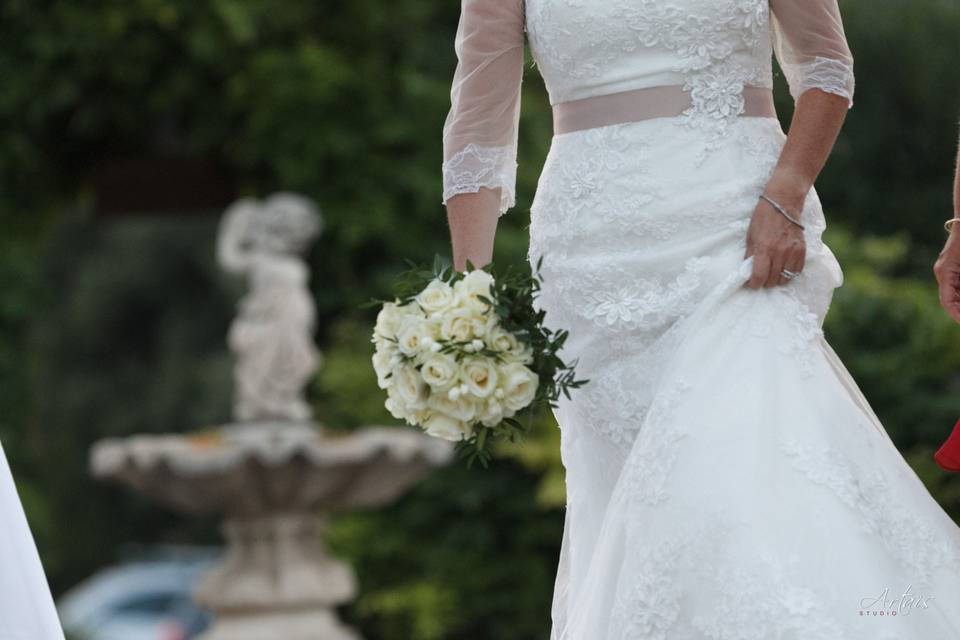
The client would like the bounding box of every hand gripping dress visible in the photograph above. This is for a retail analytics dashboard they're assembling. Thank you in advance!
[440,1,960,638]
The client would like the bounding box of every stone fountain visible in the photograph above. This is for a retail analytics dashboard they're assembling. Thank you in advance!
[91,192,453,640]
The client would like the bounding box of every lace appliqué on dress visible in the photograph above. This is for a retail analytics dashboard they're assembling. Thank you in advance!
[631,0,773,162]
[610,509,854,640]
[690,551,852,640]
[558,257,711,332]
[613,375,694,502]
[727,285,825,378]
[609,527,691,640]
[781,434,960,586]
[528,124,665,264]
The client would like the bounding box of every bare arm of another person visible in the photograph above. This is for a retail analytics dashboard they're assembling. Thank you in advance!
[745,0,856,289]
[933,130,960,323]
[441,0,525,273]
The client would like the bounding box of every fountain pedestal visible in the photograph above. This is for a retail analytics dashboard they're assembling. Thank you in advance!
[91,422,452,639]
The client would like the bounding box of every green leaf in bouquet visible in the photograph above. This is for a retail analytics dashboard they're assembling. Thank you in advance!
[457,429,492,469]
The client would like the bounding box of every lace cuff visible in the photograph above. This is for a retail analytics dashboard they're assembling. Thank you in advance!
[782,56,855,107]
[770,0,855,109]
[441,143,517,217]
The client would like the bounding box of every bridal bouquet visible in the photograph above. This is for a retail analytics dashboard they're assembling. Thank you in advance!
[367,255,587,466]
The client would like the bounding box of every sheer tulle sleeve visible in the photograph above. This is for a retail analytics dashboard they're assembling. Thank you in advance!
[769,0,855,107]
[441,0,525,217]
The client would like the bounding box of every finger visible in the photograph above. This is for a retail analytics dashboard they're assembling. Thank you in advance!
[938,263,956,300]
[743,204,763,259]
[748,252,770,290]
[740,255,754,288]
[948,299,960,325]
[766,250,786,288]
[940,275,960,324]
[779,245,805,287]
[944,288,960,324]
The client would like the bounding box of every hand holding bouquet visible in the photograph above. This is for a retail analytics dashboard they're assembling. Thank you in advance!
[367,256,588,466]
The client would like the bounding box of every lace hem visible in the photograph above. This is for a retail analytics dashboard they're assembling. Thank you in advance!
[441,143,518,217]
[782,56,855,107]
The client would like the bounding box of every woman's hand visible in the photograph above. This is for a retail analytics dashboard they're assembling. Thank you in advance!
[935,135,960,323]
[744,189,807,289]
[934,226,960,323]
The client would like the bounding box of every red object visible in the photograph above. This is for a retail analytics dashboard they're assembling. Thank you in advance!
[934,419,960,472]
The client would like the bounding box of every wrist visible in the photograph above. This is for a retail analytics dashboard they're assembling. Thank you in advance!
[765,167,812,209]
[947,216,960,237]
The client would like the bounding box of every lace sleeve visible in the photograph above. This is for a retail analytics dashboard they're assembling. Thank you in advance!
[769,0,855,107]
[441,0,526,217]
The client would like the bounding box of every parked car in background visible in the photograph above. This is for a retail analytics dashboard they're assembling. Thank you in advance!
[58,545,220,640]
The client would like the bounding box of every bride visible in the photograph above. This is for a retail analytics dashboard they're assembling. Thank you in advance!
[442,1,960,638]
[1,445,65,639]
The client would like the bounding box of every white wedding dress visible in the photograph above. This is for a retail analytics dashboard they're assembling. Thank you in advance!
[441,1,960,638]
[0,443,65,640]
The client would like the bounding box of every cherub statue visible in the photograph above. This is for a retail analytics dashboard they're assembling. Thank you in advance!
[217,192,323,422]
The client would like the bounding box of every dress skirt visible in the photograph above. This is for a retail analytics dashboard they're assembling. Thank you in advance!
[527,115,960,639]
[0,443,65,640]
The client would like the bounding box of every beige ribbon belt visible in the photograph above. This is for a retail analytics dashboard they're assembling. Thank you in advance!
[552,85,777,135]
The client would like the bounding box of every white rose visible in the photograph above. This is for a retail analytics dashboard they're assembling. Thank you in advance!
[460,356,499,398]
[487,324,518,353]
[439,308,480,343]
[384,390,407,421]
[373,301,405,341]
[405,405,431,426]
[393,365,429,410]
[423,316,442,341]
[396,315,431,357]
[422,412,473,441]
[420,352,459,390]
[372,348,395,389]
[478,397,505,427]
[503,339,535,364]
[372,334,394,355]
[453,269,496,314]
[499,362,539,411]
[469,313,491,341]
[428,389,478,422]
[416,279,456,314]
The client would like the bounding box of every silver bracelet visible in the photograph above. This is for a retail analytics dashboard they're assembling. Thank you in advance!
[759,194,805,230]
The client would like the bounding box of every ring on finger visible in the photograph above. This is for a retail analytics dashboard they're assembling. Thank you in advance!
[780,268,799,280]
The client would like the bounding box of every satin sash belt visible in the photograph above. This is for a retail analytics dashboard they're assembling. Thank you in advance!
[552,85,777,135]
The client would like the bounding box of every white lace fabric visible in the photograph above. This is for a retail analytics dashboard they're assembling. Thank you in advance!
[441,142,518,217]
[441,0,856,218]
